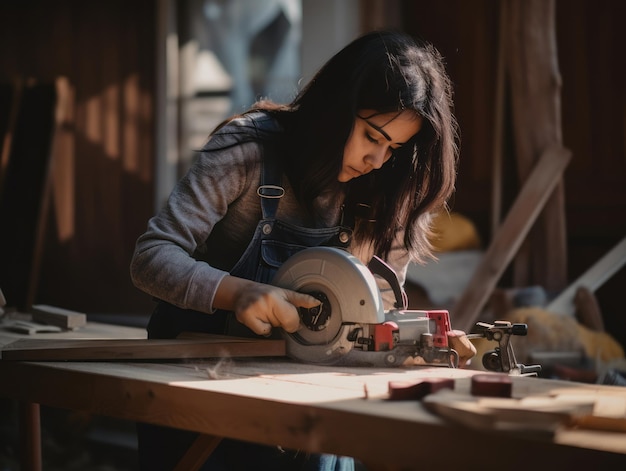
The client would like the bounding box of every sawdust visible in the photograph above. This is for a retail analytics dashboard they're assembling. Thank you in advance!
[192,354,234,379]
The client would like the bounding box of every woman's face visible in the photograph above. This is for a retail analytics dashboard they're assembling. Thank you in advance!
[338,109,423,182]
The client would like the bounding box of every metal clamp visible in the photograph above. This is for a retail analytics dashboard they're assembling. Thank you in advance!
[469,321,541,375]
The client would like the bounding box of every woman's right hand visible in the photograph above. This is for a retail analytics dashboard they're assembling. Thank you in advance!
[215,276,321,336]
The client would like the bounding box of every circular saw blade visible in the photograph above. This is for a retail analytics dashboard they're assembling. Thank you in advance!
[271,247,384,364]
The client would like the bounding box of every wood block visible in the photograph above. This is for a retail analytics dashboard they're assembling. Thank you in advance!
[388,378,455,401]
[31,304,86,330]
[471,374,512,397]
[573,286,604,332]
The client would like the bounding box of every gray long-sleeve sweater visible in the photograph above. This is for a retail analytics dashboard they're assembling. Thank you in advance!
[130,112,410,315]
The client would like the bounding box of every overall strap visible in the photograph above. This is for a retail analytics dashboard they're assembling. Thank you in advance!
[257,144,284,219]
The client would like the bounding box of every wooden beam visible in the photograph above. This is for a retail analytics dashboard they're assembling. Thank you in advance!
[19,402,41,471]
[506,0,568,291]
[174,434,223,471]
[546,236,626,316]
[451,145,571,333]
[490,0,508,237]
[1,335,286,361]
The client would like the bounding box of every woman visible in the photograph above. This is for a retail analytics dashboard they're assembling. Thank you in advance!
[131,30,469,471]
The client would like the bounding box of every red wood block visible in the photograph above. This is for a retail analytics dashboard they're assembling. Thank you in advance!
[470,374,512,397]
[388,378,455,401]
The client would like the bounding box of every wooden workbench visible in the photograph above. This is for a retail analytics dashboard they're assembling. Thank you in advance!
[1,321,625,470]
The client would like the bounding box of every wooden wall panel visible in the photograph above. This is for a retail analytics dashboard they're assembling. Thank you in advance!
[403,0,626,348]
[556,0,626,348]
[557,0,626,238]
[0,1,623,348]
[402,0,500,243]
[0,0,156,314]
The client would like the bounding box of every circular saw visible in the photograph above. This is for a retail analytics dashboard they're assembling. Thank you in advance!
[271,247,459,368]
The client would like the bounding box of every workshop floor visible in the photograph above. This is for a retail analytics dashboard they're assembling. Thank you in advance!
[0,315,146,470]
[0,402,139,471]
[0,403,371,470]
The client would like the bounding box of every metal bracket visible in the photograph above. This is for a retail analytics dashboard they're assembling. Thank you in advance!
[470,321,541,375]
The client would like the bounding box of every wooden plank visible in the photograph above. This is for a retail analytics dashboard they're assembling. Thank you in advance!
[0,79,58,311]
[452,145,571,333]
[546,236,626,316]
[424,385,626,435]
[0,79,22,193]
[2,320,62,335]
[0,320,146,352]
[422,389,596,435]
[0,335,286,361]
[27,77,74,312]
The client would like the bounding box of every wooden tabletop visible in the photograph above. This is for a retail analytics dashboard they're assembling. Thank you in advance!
[1,322,625,470]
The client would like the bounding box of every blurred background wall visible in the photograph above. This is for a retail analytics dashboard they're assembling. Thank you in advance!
[0,0,624,347]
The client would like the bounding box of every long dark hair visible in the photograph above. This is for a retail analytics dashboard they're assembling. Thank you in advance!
[219,30,459,261]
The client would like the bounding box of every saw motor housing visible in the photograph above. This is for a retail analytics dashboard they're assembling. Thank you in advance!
[345,308,457,367]
[271,247,458,367]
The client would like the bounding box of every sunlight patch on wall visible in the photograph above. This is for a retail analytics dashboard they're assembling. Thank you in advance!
[84,94,102,145]
[103,83,120,160]
[52,77,76,243]
[123,74,139,174]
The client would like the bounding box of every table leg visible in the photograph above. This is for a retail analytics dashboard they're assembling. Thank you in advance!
[174,433,223,471]
[18,402,42,471]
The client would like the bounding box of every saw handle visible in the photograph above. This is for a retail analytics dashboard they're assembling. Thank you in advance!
[367,256,408,309]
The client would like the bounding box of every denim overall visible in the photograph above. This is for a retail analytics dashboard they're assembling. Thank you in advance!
[137,149,356,470]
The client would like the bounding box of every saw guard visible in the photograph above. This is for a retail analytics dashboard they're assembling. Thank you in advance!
[271,247,384,323]
[271,247,385,363]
